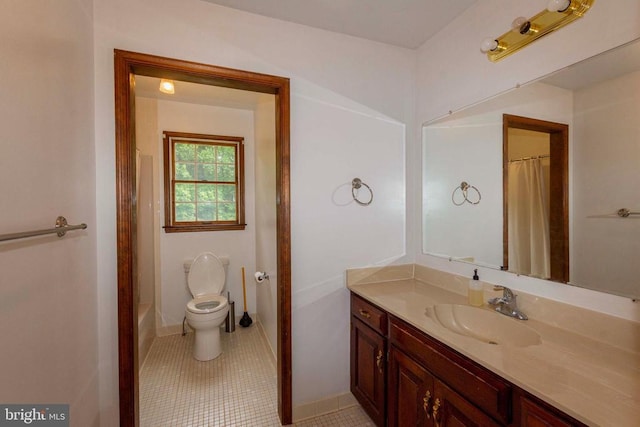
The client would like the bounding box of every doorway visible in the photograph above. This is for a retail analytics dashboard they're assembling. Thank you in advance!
[114,50,292,426]
[502,114,569,283]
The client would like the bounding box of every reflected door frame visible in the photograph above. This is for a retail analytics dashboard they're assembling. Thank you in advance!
[503,114,569,283]
[114,50,292,426]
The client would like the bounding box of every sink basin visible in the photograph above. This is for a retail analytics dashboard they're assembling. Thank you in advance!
[425,304,541,347]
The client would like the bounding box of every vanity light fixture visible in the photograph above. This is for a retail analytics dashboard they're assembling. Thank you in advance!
[159,79,175,94]
[480,0,595,62]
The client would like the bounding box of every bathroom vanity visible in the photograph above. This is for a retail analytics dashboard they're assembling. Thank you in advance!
[348,265,640,427]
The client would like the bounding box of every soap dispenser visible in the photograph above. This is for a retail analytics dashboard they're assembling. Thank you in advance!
[468,269,484,307]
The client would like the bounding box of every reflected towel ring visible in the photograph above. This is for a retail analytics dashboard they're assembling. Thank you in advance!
[618,208,640,218]
[452,181,481,206]
[352,178,373,206]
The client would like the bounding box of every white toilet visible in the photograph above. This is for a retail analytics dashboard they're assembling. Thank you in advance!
[185,252,230,361]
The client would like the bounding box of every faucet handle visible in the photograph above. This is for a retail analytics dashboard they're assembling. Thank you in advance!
[493,285,515,300]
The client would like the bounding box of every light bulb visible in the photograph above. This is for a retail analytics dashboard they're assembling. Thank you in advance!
[511,17,530,34]
[159,79,175,94]
[480,38,499,53]
[547,0,571,12]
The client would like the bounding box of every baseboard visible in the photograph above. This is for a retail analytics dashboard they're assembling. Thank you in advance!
[255,317,277,367]
[292,392,358,422]
[156,324,185,337]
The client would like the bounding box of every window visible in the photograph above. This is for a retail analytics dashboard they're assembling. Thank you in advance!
[163,131,245,232]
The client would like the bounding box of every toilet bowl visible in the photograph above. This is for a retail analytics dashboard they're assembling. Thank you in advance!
[185,252,229,361]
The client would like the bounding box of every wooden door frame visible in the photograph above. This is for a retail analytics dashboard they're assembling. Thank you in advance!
[502,114,569,283]
[114,49,292,426]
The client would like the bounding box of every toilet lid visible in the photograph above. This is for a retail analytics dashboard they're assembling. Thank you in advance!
[187,252,225,297]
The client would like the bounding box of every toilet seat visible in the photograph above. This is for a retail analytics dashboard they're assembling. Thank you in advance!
[187,294,228,314]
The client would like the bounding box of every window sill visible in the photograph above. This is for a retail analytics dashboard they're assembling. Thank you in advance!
[163,224,247,233]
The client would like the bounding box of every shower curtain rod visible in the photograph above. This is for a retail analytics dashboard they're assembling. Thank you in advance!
[0,216,87,243]
[508,154,550,163]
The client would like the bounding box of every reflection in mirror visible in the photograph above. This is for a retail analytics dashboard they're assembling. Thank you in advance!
[423,39,640,299]
[503,115,568,283]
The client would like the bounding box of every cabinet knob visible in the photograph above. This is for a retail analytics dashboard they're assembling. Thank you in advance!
[423,390,432,418]
[375,350,384,374]
[358,309,371,319]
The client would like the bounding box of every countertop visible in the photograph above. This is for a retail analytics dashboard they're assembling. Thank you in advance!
[348,275,640,427]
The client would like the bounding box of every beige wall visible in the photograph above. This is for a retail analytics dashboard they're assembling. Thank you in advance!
[0,0,99,425]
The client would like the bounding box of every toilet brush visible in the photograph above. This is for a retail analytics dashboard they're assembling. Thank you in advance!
[239,267,253,327]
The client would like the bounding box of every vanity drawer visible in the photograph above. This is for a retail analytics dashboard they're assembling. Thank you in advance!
[351,294,387,336]
[389,315,512,425]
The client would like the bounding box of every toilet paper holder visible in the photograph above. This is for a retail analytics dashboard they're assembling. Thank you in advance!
[255,271,270,283]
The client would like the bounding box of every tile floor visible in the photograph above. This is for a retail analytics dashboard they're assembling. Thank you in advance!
[140,325,374,426]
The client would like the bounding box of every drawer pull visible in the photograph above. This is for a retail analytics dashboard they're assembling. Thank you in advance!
[432,398,442,426]
[358,309,371,319]
[423,390,432,418]
[375,350,384,373]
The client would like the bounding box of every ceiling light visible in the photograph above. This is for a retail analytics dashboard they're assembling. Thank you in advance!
[511,17,537,35]
[481,0,595,62]
[159,79,175,94]
[480,38,500,53]
[547,0,572,12]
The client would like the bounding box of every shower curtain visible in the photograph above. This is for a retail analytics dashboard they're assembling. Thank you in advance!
[508,158,550,279]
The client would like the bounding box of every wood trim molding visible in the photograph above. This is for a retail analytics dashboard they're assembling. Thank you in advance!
[114,49,292,426]
[162,131,246,231]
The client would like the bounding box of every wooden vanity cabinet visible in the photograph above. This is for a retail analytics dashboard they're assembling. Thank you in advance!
[517,394,580,427]
[387,345,501,427]
[350,293,587,427]
[388,315,508,427]
[350,295,387,427]
[387,345,433,427]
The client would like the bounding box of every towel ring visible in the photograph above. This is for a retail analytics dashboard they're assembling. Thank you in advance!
[452,181,481,206]
[352,178,373,206]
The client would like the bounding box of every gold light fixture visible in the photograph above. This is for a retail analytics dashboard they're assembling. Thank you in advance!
[159,79,175,94]
[481,0,595,62]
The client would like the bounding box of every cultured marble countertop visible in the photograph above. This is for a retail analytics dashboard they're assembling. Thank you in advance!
[348,277,640,427]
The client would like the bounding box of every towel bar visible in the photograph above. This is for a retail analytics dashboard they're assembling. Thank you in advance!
[0,216,87,242]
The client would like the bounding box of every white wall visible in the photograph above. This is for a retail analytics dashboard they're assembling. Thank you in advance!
[291,93,406,404]
[572,70,640,298]
[94,0,412,419]
[254,98,279,356]
[0,1,99,426]
[416,0,640,321]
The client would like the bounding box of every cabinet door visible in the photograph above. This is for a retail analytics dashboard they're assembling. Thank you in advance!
[432,380,502,427]
[387,346,434,427]
[520,397,576,427]
[351,317,386,427]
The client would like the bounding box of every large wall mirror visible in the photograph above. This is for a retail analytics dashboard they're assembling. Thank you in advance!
[422,38,640,300]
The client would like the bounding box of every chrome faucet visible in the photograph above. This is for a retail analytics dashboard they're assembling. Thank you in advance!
[488,286,528,320]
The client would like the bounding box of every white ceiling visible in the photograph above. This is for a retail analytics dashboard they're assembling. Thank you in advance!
[201,0,477,49]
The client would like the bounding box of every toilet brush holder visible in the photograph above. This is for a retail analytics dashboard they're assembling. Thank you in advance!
[225,296,235,333]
